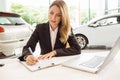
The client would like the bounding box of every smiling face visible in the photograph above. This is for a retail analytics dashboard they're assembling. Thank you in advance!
[48,5,61,30]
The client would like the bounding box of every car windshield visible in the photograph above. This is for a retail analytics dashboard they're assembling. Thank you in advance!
[0,17,26,25]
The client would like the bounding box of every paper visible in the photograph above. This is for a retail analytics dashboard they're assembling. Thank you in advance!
[20,58,61,72]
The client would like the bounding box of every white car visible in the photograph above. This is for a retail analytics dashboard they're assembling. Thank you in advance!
[0,12,32,57]
[73,13,120,49]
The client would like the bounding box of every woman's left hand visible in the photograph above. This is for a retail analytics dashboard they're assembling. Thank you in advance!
[38,51,56,60]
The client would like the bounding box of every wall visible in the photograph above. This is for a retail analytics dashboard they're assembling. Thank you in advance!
[0,0,11,12]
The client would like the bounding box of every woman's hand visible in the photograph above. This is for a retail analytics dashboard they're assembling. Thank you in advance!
[25,55,39,65]
[38,51,56,60]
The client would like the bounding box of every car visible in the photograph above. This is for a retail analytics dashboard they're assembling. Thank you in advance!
[73,13,120,49]
[0,12,32,57]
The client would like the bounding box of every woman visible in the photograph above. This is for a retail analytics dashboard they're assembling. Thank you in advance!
[19,0,81,65]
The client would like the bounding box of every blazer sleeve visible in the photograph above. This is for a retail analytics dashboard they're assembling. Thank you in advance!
[55,30,81,56]
[18,24,40,61]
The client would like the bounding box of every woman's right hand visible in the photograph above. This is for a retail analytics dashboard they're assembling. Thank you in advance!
[25,55,39,65]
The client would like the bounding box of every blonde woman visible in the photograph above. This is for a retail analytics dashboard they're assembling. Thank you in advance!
[19,0,81,65]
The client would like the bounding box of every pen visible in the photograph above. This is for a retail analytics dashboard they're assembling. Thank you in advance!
[28,47,33,54]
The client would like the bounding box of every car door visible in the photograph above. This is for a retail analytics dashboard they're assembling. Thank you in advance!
[89,16,120,47]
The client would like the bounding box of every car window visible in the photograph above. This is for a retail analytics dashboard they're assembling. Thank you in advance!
[8,17,26,25]
[0,16,26,25]
[95,17,118,27]
[0,17,11,24]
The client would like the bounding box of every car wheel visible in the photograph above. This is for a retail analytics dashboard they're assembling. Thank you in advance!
[75,34,88,49]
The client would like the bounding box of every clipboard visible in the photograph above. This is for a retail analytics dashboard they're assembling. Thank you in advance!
[20,47,62,72]
[20,59,60,72]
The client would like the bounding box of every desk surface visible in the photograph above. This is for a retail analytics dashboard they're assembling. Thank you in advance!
[0,51,120,80]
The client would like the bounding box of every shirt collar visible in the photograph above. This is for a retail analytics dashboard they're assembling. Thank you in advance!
[49,24,58,32]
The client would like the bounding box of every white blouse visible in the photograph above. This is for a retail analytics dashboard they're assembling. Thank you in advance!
[49,25,58,50]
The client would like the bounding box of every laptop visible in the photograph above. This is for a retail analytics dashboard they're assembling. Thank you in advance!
[62,37,120,73]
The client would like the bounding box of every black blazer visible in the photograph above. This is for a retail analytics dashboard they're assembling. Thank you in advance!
[19,22,81,61]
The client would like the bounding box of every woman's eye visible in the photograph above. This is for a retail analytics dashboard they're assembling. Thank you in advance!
[56,14,61,17]
[57,14,61,17]
[50,12,54,15]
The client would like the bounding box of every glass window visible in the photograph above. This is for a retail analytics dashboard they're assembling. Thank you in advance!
[8,17,26,25]
[96,17,117,26]
[0,17,11,24]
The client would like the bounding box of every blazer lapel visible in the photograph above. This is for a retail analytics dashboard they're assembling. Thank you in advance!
[54,27,61,49]
[44,23,52,51]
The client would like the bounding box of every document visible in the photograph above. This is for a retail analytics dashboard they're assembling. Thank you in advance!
[20,58,62,72]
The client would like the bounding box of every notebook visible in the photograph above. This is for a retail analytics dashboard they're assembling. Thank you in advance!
[62,37,120,73]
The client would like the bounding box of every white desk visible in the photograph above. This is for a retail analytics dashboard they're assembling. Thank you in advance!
[0,51,120,80]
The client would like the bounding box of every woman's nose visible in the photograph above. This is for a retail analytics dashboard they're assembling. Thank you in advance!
[51,15,56,20]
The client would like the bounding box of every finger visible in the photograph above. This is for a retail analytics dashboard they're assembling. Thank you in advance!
[43,54,49,59]
[48,55,53,59]
[47,52,54,59]
[44,53,54,59]
[27,56,38,65]
[28,57,35,64]
[26,59,35,65]
[26,55,34,62]
[38,55,45,60]
[39,55,48,59]
[33,57,39,62]
[26,60,35,65]
[38,55,44,59]
[26,60,37,65]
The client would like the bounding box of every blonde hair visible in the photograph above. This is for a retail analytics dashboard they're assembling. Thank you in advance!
[50,0,71,44]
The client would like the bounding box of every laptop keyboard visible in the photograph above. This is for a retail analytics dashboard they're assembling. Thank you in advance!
[80,56,105,68]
